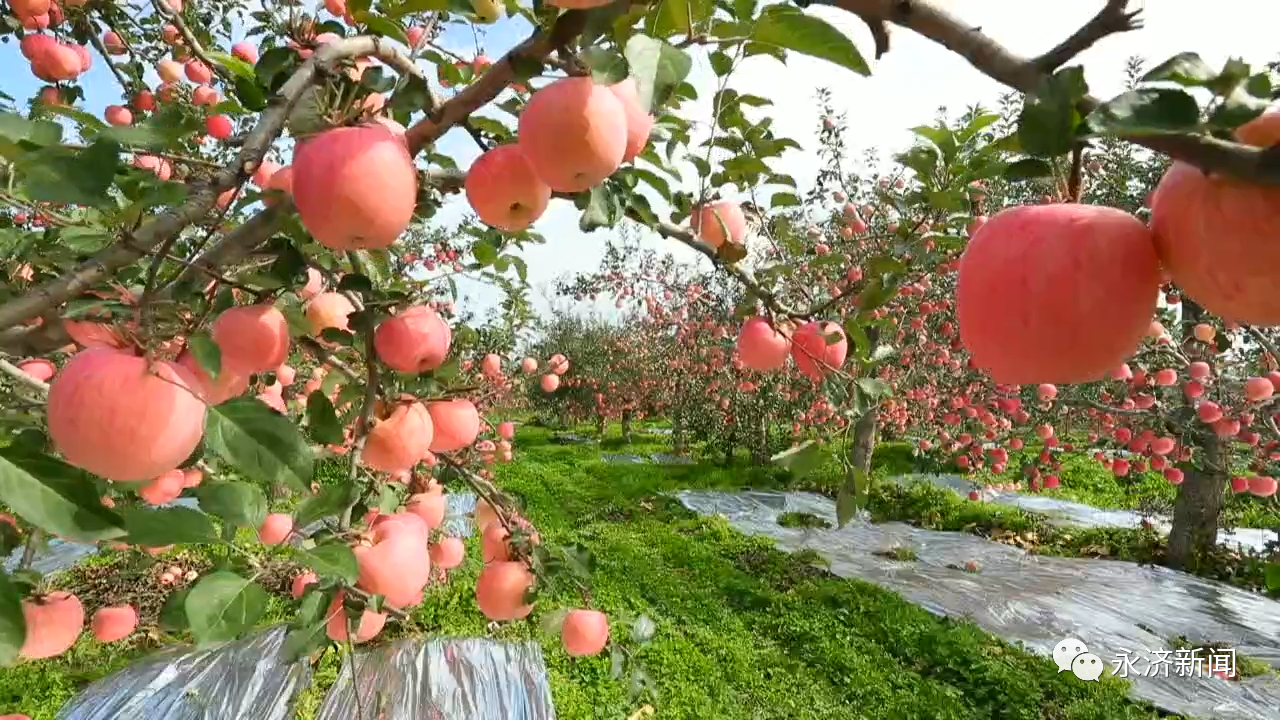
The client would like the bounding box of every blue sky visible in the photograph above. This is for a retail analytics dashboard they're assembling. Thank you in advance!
[5,1,1280,324]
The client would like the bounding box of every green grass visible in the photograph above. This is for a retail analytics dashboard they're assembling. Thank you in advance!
[964,446,1280,530]
[2,426,1167,719]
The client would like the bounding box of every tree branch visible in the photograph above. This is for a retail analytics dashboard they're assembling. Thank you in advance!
[1033,0,1143,72]
[0,36,407,339]
[161,202,290,293]
[85,24,136,94]
[404,7,594,154]
[1243,324,1280,363]
[825,0,1280,185]
[0,356,50,394]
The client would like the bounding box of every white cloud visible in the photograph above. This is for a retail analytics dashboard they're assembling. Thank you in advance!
[435,0,1280,324]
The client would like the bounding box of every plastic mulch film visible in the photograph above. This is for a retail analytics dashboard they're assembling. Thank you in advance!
[676,489,1280,720]
[314,637,556,720]
[649,452,694,466]
[57,626,309,720]
[442,491,477,538]
[896,473,1279,553]
[600,453,650,465]
[549,434,597,445]
[3,498,201,575]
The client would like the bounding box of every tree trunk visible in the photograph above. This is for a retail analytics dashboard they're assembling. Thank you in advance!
[621,410,633,444]
[595,414,606,437]
[672,407,687,455]
[1166,297,1228,570]
[751,413,770,464]
[1166,435,1228,570]
[850,405,880,476]
[724,427,737,466]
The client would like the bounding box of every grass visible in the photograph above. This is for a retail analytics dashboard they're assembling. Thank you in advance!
[3,424,1169,719]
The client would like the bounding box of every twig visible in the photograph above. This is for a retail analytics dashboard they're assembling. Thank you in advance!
[823,0,1280,185]
[0,356,50,394]
[149,0,236,86]
[345,585,409,620]
[162,203,290,295]
[19,529,44,571]
[1079,398,1151,417]
[337,330,380,532]
[85,27,135,93]
[1068,144,1085,202]
[300,336,360,381]
[442,456,518,530]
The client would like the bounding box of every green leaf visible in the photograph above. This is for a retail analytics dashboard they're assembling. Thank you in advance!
[770,192,800,207]
[204,51,257,80]
[294,482,357,528]
[159,586,191,632]
[233,75,268,113]
[855,377,892,399]
[708,50,734,77]
[580,46,629,85]
[349,0,373,19]
[100,123,170,149]
[1003,157,1054,181]
[386,0,450,17]
[40,105,104,131]
[355,12,409,45]
[53,226,110,254]
[281,588,333,661]
[1244,73,1273,100]
[471,240,498,266]
[580,184,625,231]
[1018,67,1088,157]
[856,276,896,313]
[630,168,671,198]
[121,506,219,546]
[299,543,358,584]
[651,0,713,37]
[0,448,125,542]
[16,140,120,207]
[188,331,222,380]
[1087,88,1201,135]
[623,35,694,114]
[0,571,25,667]
[205,397,315,492]
[842,318,871,360]
[771,440,829,480]
[305,391,345,446]
[835,467,867,528]
[1265,563,1280,592]
[185,572,268,645]
[0,112,62,147]
[1207,89,1270,132]
[196,481,268,529]
[1142,52,1217,86]
[255,47,300,92]
[751,5,869,76]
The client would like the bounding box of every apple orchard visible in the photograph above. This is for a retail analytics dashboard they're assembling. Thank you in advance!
[1,0,1280,701]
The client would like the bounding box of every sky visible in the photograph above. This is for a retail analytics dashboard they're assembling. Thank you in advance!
[4,1,1280,323]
